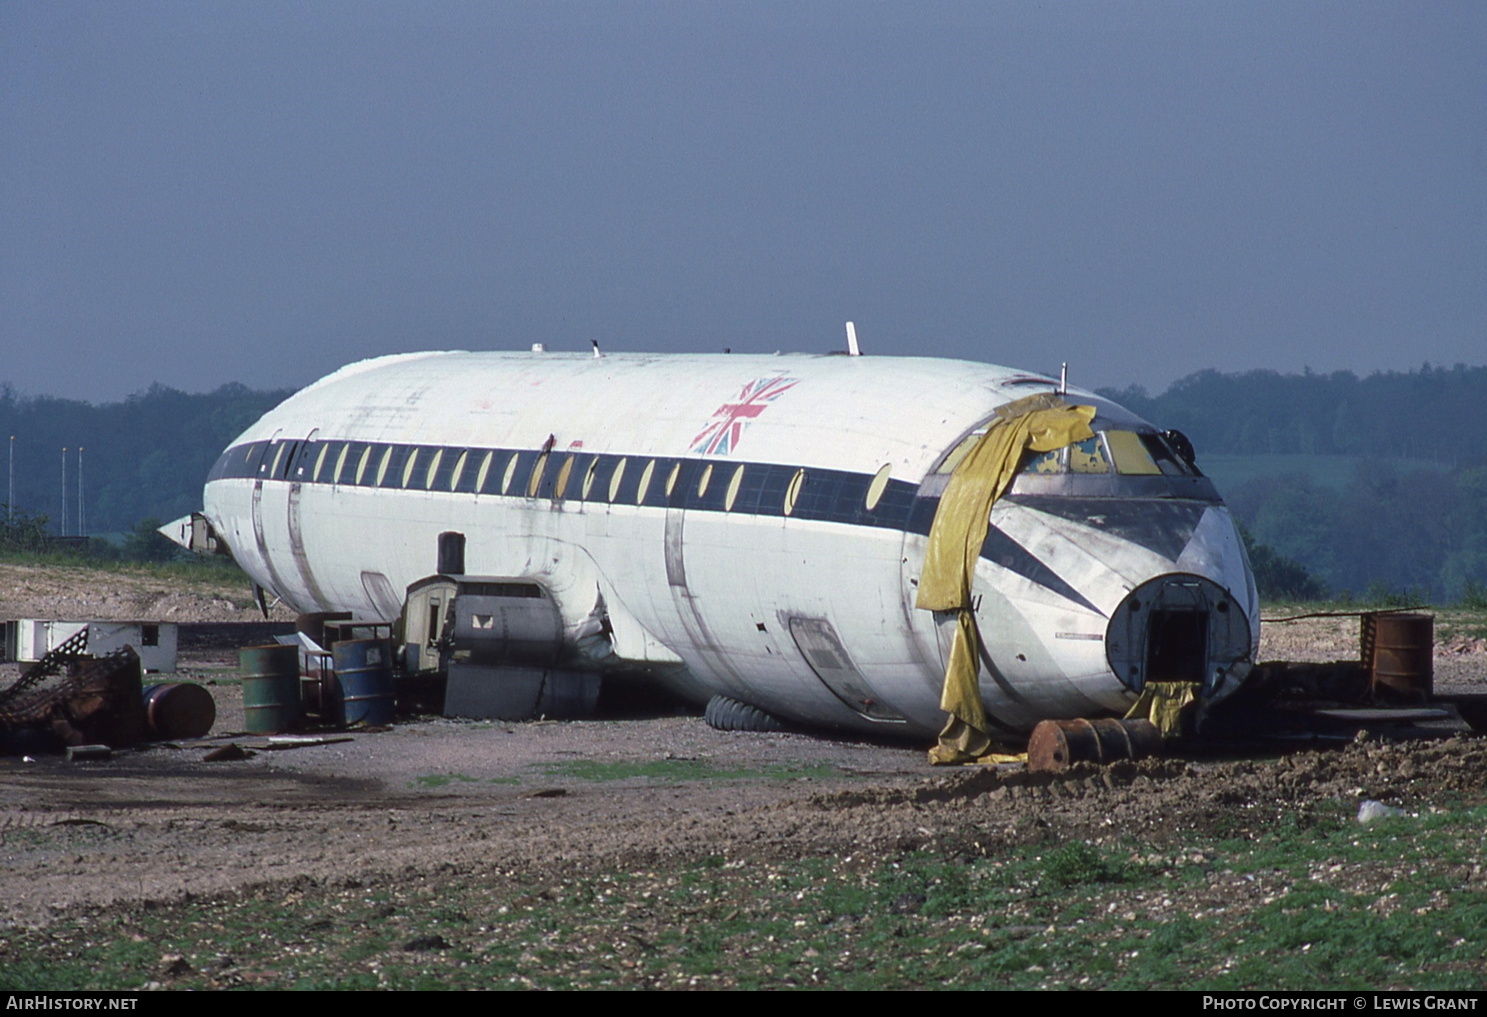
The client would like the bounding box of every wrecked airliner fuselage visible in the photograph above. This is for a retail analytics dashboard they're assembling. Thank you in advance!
[175,350,1259,740]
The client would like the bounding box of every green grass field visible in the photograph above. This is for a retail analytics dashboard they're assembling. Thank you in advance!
[1200,454,1450,499]
[5,798,1484,990]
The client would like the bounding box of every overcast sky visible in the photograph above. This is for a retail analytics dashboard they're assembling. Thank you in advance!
[3,1,1484,403]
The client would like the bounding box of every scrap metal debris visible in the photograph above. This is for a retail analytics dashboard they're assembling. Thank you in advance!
[0,627,148,752]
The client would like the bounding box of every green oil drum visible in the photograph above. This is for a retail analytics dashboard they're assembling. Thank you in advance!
[240,644,302,734]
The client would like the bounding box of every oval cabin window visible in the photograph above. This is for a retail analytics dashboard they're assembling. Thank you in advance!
[636,460,656,504]
[724,465,745,511]
[783,468,806,516]
[865,463,892,511]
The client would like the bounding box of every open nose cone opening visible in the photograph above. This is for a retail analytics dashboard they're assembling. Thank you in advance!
[1104,573,1254,698]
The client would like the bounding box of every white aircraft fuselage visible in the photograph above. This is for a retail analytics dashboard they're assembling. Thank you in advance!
[198,350,1259,738]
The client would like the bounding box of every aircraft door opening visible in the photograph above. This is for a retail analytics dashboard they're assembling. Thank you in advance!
[1104,573,1251,696]
[788,617,905,723]
[438,531,466,576]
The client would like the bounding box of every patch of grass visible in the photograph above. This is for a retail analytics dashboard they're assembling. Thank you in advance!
[410,773,522,788]
[411,773,482,788]
[8,803,1487,990]
[534,759,839,782]
[1435,606,1487,643]
[1041,841,1128,887]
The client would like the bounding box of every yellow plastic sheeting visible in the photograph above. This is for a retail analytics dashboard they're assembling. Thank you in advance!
[917,395,1096,765]
[1124,681,1198,738]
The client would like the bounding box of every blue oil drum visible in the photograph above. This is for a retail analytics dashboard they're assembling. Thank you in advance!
[331,638,396,727]
[240,644,302,734]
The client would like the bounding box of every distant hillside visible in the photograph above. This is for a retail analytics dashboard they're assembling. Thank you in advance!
[1098,363,1487,465]
[0,383,292,534]
[1097,364,1487,600]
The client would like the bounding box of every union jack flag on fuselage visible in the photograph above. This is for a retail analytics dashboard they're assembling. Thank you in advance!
[689,375,800,455]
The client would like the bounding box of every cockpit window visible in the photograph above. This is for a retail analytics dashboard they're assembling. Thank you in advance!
[1014,429,1192,477]
[1139,432,1195,476]
[1068,436,1110,474]
[1104,430,1163,476]
[935,430,985,475]
[952,424,1197,479]
[1023,449,1062,474]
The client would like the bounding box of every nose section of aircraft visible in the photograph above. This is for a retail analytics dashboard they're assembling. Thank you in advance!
[1104,572,1255,702]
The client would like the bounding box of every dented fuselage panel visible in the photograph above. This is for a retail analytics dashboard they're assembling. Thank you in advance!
[193,351,1259,737]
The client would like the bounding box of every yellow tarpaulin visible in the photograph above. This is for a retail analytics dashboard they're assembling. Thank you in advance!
[916,394,1095,765]
[1124,681,1198,738]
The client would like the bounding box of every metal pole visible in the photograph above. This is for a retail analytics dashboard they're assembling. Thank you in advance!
[7,436,12,522]
[77,447,85,538]
[61,447,68,536]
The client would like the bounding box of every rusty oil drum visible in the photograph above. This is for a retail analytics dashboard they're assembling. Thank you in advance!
[240,644,302,734]
[1364,612,1433,703]
[329,638,396,727]
[1027,717,1163,772]
[141,682,217,740]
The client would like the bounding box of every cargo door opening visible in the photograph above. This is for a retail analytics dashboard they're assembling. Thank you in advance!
[1145,610,1208,685]
[788,617,905,723]
[1105,573,1253,697]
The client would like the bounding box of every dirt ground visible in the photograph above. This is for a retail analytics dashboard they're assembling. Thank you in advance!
[3,563,1487,939]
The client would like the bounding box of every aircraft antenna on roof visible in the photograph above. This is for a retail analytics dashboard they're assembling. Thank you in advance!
[845,321,861,357]
[591,339,604,359]
[1059,362,1068,395]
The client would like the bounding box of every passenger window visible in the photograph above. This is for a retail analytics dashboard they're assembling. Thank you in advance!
[636,460,656,504]
[1068,437,1110,474]
[402,449,420,488]
[784,468,806,516]
[374,446,394,486]
[554,455,574,499]
[697,463,713,498]
[865,463,892,510]
[473,451,493,492]
[608,458,628,502]
[501,453,519,494]
[1105,430,1162,476]
[582,458,599,498]
[449,450,468,491]
[425,449,444,489]
[527,452,549,497]
[312,444,330,482]
[665,463,680,498]
[355,446,373,485]
[333,444,350,484]
[724,465,745,511]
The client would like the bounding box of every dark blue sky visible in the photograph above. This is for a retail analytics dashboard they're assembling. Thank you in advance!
[3,1,1484,402]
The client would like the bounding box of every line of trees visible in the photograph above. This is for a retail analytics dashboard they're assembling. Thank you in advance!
[0,383,290,536]
[0,508,186,563]
[1099,364,1487,602]
[1102,362,1487,464]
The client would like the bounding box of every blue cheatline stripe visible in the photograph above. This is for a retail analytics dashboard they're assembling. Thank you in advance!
[207,438,1096,610]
